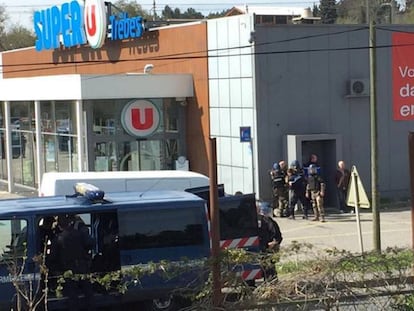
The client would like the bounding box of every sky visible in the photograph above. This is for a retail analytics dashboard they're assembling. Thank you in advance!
[1,0,319,30]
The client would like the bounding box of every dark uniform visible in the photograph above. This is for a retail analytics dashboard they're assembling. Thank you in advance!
[270,162,288,217]
[54,215,95,311]
[257,202,283,280]
[287,161,310,219]
[306,164,326,222]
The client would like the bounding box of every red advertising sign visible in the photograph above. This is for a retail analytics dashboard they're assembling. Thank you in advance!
[392,32,414,120]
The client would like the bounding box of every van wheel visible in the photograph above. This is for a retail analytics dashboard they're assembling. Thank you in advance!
[147,295,178,311]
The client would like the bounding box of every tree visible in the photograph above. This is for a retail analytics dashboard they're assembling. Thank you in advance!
[112,0,152,21]
[2,26,35,51]
[181,8,204,19]
[161,5,204,20]
[0,5,8,50]
[206,9,229,19]
[161,5,182,19]
[336,0,369,24]
[318,0,338,24]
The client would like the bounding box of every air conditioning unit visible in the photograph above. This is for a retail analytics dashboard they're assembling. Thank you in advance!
[349,79,369,96]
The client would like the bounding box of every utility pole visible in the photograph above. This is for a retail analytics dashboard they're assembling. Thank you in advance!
[152,0,156,21]
[369,19,381,251]
[209,138,222,308]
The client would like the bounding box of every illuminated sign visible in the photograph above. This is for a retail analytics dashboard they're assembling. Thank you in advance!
[34,0,145,51]
[121,100,161,138]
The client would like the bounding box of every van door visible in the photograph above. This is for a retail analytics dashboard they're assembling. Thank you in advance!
[216,194,259,252]
[0,218,30,310]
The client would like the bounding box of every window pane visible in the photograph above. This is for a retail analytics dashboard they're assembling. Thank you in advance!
[118,208,204,250]
[0,219,28,260]
[219,196,258,240]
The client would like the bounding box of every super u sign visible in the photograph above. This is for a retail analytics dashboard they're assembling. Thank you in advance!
[121,100,161,138]
[34,0,145,51]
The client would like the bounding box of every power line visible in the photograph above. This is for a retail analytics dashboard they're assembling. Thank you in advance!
[3,36,413,75]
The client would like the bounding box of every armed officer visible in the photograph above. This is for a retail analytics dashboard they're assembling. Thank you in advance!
[269,162,288,217]
[306,164,326,222]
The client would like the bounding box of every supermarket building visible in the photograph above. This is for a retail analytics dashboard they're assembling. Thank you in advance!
[1,1,414,206]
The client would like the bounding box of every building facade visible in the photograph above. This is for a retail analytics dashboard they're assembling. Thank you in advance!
[208,14,414,205]
[0,15,211,192]
[0,3,413,207]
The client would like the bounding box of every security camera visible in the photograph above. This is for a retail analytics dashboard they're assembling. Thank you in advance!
[144,64,154,74]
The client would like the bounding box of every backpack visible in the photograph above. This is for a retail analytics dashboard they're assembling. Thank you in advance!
[271,171,285,189]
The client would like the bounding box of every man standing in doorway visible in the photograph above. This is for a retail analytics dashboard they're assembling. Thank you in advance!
[335,160,351,213]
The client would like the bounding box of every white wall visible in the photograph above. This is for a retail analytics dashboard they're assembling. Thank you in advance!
[207,14,257,195]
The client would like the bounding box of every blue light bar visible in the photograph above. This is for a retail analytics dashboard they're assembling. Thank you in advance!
[74,182,105,201]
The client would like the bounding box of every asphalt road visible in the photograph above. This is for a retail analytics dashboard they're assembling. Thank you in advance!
[275,206,412,253]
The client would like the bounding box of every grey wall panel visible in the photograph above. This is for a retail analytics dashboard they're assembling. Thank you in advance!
[253,24,414,201]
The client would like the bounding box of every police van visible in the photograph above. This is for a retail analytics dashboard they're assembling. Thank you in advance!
[0,184,259,310]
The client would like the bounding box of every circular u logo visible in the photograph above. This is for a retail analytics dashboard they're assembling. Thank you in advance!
[84,0,107,49]
[121,100,161,137]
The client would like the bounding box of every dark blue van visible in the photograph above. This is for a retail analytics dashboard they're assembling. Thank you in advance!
[0,189,211,310]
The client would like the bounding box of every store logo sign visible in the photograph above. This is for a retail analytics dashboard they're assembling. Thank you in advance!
[84,0,107,49]
[121,100,160,137]
[34,0,145,51]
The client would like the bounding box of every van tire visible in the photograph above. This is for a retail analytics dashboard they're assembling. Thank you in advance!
[145,295,179,311]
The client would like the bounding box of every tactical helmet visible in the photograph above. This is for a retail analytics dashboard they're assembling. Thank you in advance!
[257,201,271,216]
[272,162,280,171]
[308,163,318,175]
[290,160,300,170]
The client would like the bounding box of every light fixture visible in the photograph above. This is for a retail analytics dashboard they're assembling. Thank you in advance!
[143,64,154,74]
[175,97,187,106]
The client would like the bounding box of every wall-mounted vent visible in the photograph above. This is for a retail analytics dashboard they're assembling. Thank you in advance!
[349,79,369,96]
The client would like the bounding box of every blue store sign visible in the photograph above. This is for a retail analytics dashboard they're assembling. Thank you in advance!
[34,0,145,51]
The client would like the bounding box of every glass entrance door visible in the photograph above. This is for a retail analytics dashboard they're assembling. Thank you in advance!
[94,139,179,172]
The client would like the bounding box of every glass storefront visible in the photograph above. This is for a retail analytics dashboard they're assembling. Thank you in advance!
[87,98,185,172]
[41,100,78,173]
[0,97,186,190]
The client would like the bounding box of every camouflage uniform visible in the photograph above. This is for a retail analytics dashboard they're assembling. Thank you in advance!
[270,166,288,217]
[306,165,326,222]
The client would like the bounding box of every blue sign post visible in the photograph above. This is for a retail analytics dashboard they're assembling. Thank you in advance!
[240,126,251,142]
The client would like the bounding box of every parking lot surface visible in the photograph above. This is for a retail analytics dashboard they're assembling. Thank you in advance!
[276,206,412,253]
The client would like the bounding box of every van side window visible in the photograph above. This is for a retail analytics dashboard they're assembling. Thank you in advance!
[0,219,28,260]
[118,207,204,250]
[219,196,258,240]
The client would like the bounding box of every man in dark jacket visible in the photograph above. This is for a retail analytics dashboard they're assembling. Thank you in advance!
[257,202,283,280]
[257,202,283,252]
[55,214,95,311]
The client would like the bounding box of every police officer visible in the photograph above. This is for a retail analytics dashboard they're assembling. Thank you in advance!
[55,214,96,311]
[306,164,326,222]
[257,202,283,252]
[257,201,283,280]
[287,160,310,219]
[269,162,288,217]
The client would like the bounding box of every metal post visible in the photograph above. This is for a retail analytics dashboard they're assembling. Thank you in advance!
[250,138,255,193]
[352,171,364,253]
[209,138,222,308]
[369,20,380,251]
